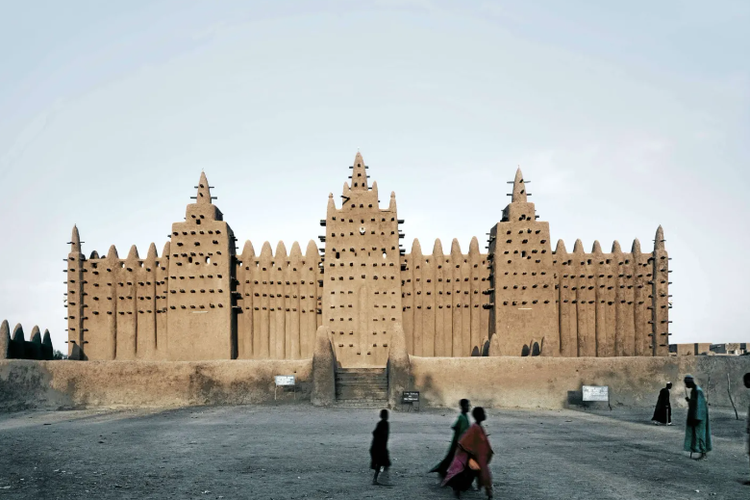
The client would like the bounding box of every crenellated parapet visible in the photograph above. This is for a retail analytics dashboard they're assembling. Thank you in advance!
[68,239,169,361]
[1,320,55,360]
[235,239,322,360]
[550,229,668,357]
[400,237,491,357]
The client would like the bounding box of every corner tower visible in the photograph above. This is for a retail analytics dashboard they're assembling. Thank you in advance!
[488,168,558,356]
[322,152,403,367]
[166,173,237,360]
[66,225,85,359]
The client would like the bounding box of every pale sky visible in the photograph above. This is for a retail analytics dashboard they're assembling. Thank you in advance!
[1,0,748,352]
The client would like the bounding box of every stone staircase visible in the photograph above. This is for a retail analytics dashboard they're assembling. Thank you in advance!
[335,368,388,408]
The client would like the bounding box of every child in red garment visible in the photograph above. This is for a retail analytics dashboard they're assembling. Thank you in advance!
[442,406,494,499]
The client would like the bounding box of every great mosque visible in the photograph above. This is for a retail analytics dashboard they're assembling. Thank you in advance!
[65,152,670,366]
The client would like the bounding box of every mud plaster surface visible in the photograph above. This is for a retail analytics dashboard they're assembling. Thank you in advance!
[0,405,747,499]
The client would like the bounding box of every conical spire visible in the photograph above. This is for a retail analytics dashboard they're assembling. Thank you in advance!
[450,238,462,257]
[126,245,140,261]
[388,191,397,211]
[260,242,273,260]
[12,324,24,342]
[327,193,336,213]
[512,168,528,203]
[631,238,642,254]
[89,250,100,259]
[592,240,603,254]
[0,320,9,359]
[554,239,567,255]
[42,330,52,348]
[195,171,212,205]
[611,240,622,254]
[573,239,584,254]
[275,241,288,260]
[433,238,444,256]
[305,240,319,260]
[162,241,171,259]
[350,151,368,192]
[469,236,480,256]
[655,225,665,251]
[106,245,119,261]
[146,242,158,261]
[70,225,81,253]
[289,241,302,259]
[30,326,41,343]
[411,238,423,256]
[241,241,256,260]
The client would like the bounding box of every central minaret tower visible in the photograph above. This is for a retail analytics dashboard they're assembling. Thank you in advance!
[322,152,403,367]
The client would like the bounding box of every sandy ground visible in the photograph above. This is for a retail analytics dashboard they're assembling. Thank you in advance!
[0,404,748,499]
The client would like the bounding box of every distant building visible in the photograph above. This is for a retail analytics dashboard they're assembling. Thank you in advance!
[669,343,748,356]
[66,152,670,365]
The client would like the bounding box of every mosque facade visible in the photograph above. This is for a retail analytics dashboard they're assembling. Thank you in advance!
[65,153,670,366]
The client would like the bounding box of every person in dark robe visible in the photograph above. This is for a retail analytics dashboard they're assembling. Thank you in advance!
[683,374,712,460]
[743,372,750,485]
[370,409,391,485]
[442,407,494,499]
[652,382,673,425]
[430,399,471,477]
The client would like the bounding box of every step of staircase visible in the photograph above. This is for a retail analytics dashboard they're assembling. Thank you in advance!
[335,368,388,404]
[334,400,389,409]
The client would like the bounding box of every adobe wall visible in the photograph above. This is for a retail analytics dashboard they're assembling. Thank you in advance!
[552,240,656,357]
[410,355,750,410]
[400,237,491,358]
[0,359,311,411]
[236,240,322,361]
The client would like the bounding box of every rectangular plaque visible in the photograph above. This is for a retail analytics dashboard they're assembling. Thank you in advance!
[402,391,420,403]
[275,375,295,386]
[582,385,609,402]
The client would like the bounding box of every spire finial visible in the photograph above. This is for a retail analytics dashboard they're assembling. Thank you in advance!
[350,151,369,192]
[655,225,665,251]
[195,171,212,205]
[70,225,81,253]
[512,168,528,203]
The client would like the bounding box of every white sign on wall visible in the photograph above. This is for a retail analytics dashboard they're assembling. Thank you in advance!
[582,385,609,402]
[275,375,295,386]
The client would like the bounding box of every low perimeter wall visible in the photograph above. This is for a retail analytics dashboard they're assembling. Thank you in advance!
[410,355,750,410]
[1,356,749,412]
[0,359,311,412]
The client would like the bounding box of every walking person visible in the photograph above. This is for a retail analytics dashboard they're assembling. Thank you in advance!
[430,399,471,478]
[370,409,391,485]
[683,375,712,460]
[652,382,673,425]
[442,407,494,499]
[744,372,750,485]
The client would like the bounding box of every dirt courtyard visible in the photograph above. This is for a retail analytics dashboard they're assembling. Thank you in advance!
[0,404,747,499]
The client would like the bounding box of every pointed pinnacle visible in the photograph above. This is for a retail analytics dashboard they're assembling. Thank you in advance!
[512,168,528,203]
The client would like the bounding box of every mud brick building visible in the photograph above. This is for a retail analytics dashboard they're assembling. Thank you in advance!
[66,152,670,365]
